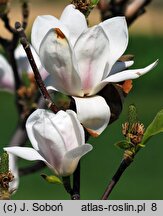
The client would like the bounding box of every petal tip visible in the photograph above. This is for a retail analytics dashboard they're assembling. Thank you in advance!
[86,127,100,137]
[154,59,159,66]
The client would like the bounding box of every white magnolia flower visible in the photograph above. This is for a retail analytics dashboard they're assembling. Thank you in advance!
[0,45,48,92]
[4,109,92,177]
[31,4,158,136]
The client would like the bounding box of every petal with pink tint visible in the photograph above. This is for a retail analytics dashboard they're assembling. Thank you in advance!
[74,25,109,95]
[39,28,83,96]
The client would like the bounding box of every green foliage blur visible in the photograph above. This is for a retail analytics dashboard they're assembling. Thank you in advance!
[0,1,163,200]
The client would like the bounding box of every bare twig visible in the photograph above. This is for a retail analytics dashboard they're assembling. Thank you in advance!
[72,162,80,200]
[101,105,144,199]
[62,176,73,196]
[21,0,29,30]
[101,159,131,199]
[1,14,15,33]
[62,163,80,199]
[125,0,152,25]
[0,0,30,114]
[98,0,152,25]
[19,161,45,176]
[9,125,28,148]
[15,22,59,114]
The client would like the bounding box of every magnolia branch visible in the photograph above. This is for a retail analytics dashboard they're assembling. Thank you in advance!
[15,22,59,114]
[101,159,132,199]
[21,0,29,30]
[98,0,152,25]
[72,162,80,200]
[101,104,145,199]
[19,162,45,176]
[9,125,28,148]
[0,1,30,113]
[62,162,81,200]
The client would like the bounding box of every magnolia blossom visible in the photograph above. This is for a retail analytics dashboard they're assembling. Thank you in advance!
[31,4,158,136]
[0,45,48,92]
[4,109,92,176]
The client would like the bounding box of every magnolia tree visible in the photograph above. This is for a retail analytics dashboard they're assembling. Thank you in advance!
[0,0,162,200]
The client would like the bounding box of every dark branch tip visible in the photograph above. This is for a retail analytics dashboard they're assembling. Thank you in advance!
[20,37,29,49]
[20,37,27,43]
[15,21,22,30]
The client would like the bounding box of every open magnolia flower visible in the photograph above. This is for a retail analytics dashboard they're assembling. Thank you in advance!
[31,4,158,136]
[4,109,92,177]
[0,45,48,92]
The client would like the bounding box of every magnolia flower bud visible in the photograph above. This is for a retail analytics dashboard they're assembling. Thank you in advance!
[4,109,93,177]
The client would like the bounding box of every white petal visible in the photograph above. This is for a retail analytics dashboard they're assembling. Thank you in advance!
[88,81,107,96]
[110,60,134,76]
[39,29,83,96]
[104,60,158,82]
[51,110,83,151]
[61,144,93,176]
[26,109,66,172]
[60,4,87,46]
[31,15,69,54]
[4,147,46,162]
[8,154,19,192]
[100,17,128,77]
[0,55,14,92]
[66,110,85,146]
[74,25,110,94]
[90,60,158,95]
[26,110,41,150]
[26,109,84,173]
[73,96,111,136]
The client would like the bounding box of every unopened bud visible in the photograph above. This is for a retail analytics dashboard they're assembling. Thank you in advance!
[128,104,137,128]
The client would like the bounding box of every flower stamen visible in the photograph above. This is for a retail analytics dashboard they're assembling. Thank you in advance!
[54,28,65,39]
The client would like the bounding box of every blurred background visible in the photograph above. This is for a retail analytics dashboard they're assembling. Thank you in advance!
[0,0,163,199]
